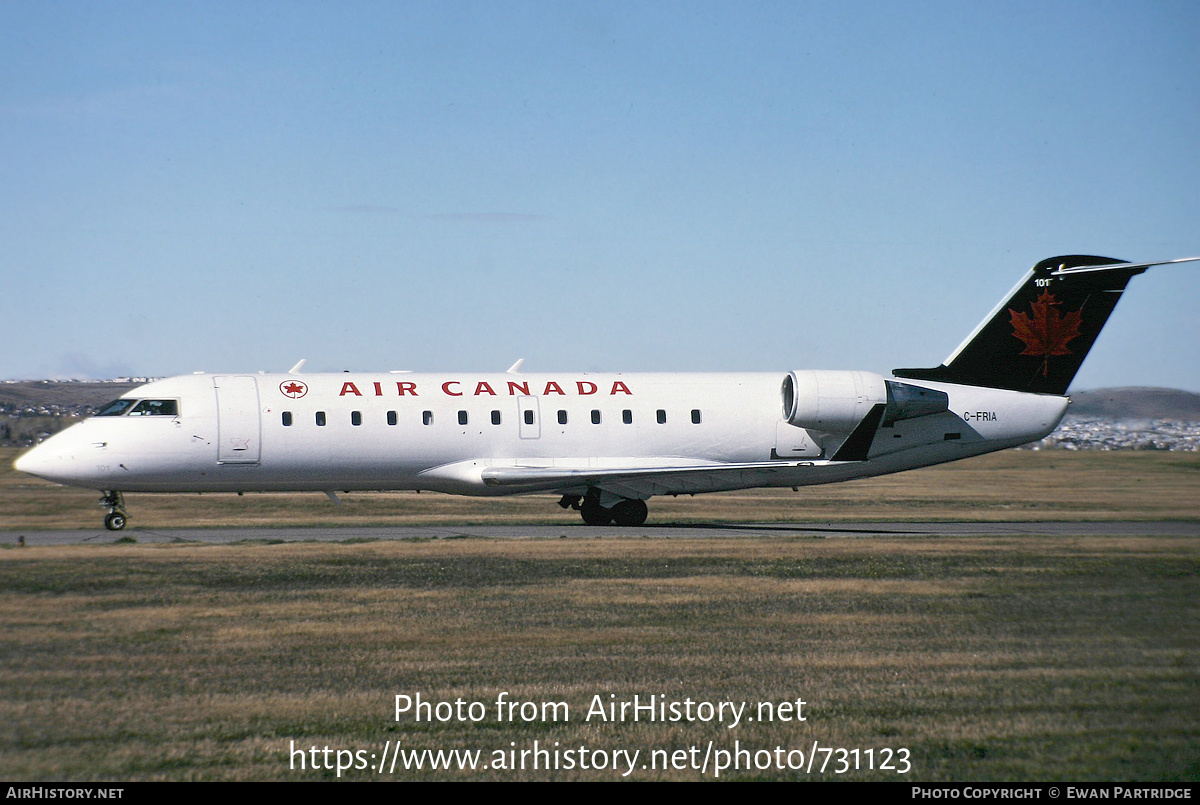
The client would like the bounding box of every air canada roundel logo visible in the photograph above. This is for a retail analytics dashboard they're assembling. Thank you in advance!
[280,380,309,399]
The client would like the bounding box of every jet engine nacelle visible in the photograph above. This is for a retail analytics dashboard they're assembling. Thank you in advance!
[782,370,950,432]
[782,370,888,432]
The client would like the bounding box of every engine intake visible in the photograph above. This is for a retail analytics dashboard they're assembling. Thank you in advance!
[782,371,887,432]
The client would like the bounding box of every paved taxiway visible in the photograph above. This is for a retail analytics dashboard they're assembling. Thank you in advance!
[7,521,1200,546]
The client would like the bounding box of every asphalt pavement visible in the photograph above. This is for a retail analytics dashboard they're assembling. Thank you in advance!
[7,521,1199,546]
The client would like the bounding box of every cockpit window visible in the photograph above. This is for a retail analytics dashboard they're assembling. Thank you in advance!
[96,399,137,417]
[128,399,179,416]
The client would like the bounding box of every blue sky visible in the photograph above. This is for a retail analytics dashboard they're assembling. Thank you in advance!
[3,1,1198,390]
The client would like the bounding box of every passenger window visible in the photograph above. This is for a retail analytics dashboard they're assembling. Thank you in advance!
[657,409,667,424]
[458,410,469,425]
[387,411,397,426]
[622,409,632,424]
[316,412,326,426]
[557,410,568,425]
[423,411,434,426]
[282,412,293,427]
[351,411,362,426]
[128,399,178,416]
[691,409,702,424]
[491,410,502,425]
[524,409,535,425]
[96,399,137,417]
[591,410,601,425]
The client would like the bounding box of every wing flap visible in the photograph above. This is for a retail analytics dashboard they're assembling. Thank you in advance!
[480,459,827,497]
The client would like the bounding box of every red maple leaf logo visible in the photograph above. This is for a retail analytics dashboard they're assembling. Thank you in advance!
[280,380,308,399]
[1009,291,1084,376]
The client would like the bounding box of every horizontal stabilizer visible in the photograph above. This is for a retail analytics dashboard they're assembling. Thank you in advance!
[1050,257,1198,276]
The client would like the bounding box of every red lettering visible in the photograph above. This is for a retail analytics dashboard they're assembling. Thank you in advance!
[396,381,418,396]
[507,381,530,396]
[442,381,462,396]
[610,381,632,395]
[543,381,565,395]
[577,381,597,395]
[339,382,362,397]
[373,382,383,396]
[474,381,497,396]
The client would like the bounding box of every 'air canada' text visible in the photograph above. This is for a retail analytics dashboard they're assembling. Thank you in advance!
[335,380,634,398]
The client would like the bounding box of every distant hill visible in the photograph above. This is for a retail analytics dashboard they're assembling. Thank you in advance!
[0,379,145,411]
[0,380,152,446]
[1066,387,1200,421]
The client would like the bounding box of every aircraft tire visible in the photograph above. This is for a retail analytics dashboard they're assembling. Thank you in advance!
[104,512,127,531]
[579,501,612,526]
[611,499,648,527]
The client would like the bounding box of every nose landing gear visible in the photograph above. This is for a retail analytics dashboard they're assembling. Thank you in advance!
[100,491,128,531]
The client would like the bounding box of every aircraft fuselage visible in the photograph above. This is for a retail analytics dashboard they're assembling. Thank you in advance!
[15,370,1066,497]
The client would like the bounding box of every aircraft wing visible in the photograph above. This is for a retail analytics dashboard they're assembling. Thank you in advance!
[478,459,830,498]
[473,401,882,498]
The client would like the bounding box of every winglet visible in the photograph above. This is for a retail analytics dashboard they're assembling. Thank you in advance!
[288,359,307,375]
[507,359,525,374]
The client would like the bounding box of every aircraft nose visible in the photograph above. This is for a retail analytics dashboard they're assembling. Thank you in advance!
[13,441,81,484]
[14,443,52,477]
[13,424,110,487]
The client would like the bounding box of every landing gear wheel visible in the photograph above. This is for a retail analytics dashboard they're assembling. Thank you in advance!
[579,500,613,526]
[611,499,648,527]
[100,491,128,531]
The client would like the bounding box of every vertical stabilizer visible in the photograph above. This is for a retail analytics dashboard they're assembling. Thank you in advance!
[894,256,1194,395]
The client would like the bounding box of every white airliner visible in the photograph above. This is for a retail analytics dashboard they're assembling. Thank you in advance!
[14,255,1196,530]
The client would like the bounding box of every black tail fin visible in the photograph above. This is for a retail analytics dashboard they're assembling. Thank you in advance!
[894,255,1193,395]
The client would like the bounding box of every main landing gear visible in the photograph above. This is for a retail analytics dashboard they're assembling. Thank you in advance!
[559,490,649,527]
[100,491,128,531]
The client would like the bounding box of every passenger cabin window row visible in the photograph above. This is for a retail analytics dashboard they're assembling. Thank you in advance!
[282,408,706,427]
[93,401,704,427]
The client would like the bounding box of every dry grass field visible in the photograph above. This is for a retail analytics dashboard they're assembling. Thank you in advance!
[1,534,1196,781]
[3,448,1199,529]
[1,448,1197,781]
